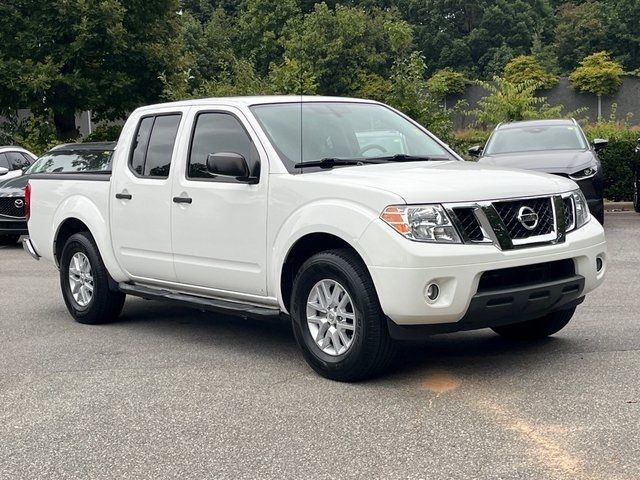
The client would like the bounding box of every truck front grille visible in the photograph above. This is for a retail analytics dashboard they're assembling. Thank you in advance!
[452,207,484,242]
[447,193,576,250]
[0,197,24,218]
[493,197,555,239]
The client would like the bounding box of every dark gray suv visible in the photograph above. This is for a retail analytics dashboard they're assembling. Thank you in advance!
[469,119,606,225]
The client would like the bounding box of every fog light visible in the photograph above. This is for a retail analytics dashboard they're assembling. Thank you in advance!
[596,256,604,273]
[425,283,440,303]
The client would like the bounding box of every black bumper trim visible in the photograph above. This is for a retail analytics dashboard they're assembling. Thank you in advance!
[387,275,585,340]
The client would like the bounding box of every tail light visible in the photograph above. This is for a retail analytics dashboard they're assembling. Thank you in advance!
[24,182,31,222]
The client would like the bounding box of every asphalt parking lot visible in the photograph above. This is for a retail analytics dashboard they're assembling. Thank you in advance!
[1,212,639,480]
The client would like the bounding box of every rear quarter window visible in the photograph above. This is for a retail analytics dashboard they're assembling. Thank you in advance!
[27,150,113,174]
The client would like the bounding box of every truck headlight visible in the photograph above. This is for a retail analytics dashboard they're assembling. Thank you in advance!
[571,189,590,228]
[381,205,461,243]
[569,163,598,180]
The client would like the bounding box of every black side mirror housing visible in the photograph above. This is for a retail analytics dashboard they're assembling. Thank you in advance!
[468,145,483,158]
[206,152,257,183]
[592,138,608,151]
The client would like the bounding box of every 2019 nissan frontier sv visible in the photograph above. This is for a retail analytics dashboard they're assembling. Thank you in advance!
[23,96,607,381]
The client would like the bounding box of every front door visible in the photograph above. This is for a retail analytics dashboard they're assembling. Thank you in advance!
[110,110,185,282]
[171,108,268,297]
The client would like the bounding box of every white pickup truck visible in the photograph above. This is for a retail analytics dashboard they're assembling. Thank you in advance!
[24,96,607,381]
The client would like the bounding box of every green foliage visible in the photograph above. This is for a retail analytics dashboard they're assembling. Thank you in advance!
[404,0,555,78]
[236,0,300,75]
[268,57,318,95]
[427,69,468,98]
[280,3,413,96]
[569,52,624,96]
[0,0,182,139]
[451,129,491,160]
[470,77,572,128]
[0,112,59,155]
[503,55,557,89]
[584,114,638,201]
[83,125,123,143]
[384,53,459,142]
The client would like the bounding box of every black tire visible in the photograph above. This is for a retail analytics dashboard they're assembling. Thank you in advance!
[633,171,640,213]
[491,307,576,340]
[60,232,125,324]
[0,234,20,245]
[290,249,395,382]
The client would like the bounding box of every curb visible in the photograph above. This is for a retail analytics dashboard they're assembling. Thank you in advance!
[604,201,634,212]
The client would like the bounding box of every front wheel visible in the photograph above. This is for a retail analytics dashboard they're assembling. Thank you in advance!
[60,232,126,324]
[290,249,395,382]
[491,307,576,340]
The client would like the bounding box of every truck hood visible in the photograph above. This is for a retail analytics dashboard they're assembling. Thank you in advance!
[478,149,595,175]
[307,160,577,204]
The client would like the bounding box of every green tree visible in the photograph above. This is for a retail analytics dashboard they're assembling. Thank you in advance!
[554,1,609,73]
[236,0,300,76]
[280,3,413,96]
[426,69,468,110]
[503,55,557,89]
[401,0,555,78]
[0,0,181,140]
[471,77,568,127]
[569,51,624,120]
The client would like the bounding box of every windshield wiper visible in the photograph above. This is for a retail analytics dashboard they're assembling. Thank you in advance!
[369,154,451,162]
[293,158,382,169]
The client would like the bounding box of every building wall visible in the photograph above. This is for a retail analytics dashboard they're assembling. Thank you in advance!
[451,77,640,130]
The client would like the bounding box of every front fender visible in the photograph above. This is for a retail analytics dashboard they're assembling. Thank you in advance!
[269,199,380,311]
[52,195,127,281]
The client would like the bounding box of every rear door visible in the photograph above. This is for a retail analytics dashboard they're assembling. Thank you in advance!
[110,109,186,282]
[170,106,269,297]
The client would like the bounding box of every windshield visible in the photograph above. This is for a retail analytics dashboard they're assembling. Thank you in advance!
[484,125,588,155]
[250,102,454,171]
[26,150,113,174]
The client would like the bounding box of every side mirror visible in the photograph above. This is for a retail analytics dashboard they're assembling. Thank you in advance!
[468,145,483,158]
[592,138,608,151]
[206,152,257,183]
[0,167,8,176]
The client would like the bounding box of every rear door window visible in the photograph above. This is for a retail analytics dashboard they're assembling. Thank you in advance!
[129,114,181,178]
[6,151,31,170]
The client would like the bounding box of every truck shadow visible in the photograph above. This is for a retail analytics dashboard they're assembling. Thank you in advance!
[117,296,577,381]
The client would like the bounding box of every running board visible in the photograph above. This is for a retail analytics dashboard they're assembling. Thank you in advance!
[118,283,283,320]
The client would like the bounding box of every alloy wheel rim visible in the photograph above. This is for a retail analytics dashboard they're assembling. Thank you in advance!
[68,252,94,307]
[306,279,357,356]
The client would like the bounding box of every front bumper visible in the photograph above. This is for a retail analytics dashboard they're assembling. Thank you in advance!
[0,218,27,236]
[359,216,606,326]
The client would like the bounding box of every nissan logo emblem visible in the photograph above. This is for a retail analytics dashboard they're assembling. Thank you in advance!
[517,206,539,230]
[14,199,24,208]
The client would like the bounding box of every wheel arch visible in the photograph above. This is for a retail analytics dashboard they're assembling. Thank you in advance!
[279,232,373,314]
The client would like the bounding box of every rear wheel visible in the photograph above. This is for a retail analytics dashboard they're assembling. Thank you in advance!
[290,249,395,382]
[60,232,125,324]
[634,171,640,213]
[491,307,576,340]
[0,234,20,245]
